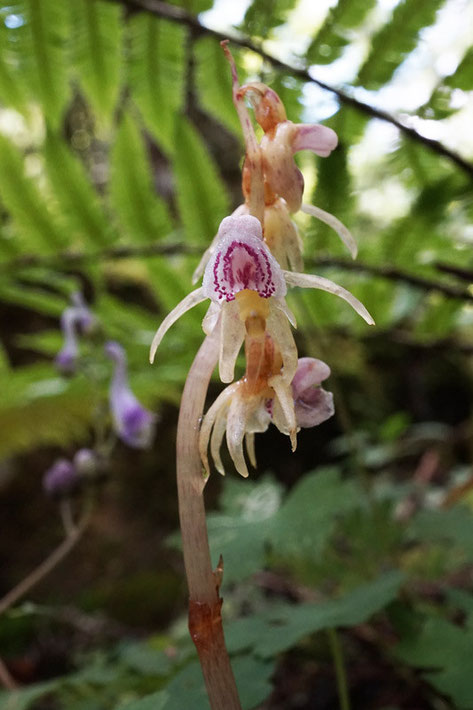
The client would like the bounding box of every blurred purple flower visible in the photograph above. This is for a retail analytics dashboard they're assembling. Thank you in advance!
[55,293,95,375]
[292,357,334,428]
[105,341,156,449]
[43,459,79,498]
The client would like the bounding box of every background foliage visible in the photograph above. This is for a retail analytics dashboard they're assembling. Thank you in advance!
[0,0,472,708]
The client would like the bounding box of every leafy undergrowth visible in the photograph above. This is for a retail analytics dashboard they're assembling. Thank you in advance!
[2,467,473,710]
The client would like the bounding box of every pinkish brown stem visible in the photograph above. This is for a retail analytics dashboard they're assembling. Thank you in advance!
[176,323,242,710]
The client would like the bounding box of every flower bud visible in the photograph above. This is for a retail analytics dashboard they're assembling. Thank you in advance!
[43,459,79,498]
[292,357,334,428]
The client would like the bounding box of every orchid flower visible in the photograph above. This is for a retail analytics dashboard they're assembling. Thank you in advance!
[105,341,156,449]
[199,346,335,478]
[150,215,373,384]
[55,293,95,374]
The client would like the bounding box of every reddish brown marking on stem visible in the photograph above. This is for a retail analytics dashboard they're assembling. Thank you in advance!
[189,597,224,655]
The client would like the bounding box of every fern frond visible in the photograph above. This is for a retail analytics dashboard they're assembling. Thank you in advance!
[44,131,113,247]
[172,116,230,245]
[128,14,186,154]
[0,133,67,252]
[306,0,377,65]
[109,112,173,244]
[69,0,123,127]
[357,0,446,90]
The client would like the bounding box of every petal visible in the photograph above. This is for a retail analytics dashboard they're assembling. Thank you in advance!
[199,384,236,475]
[295,387,334,428]
[219,300,246,383]
[149,287,206,363]
[283,270,375,326]
[301,203,358,259]
[192,204,248,285]
[291,123,338,157]
[211,405,230,476]
[202,302,220,336]
[273,296,297,328]
[245,432,257,469]
[292,357,331,394]
[269,374,297,451]
[226,394,250,478]
[266,300,298,382]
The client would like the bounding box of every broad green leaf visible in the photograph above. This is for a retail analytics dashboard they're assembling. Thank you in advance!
[69,0,123,126]
[307,0,377,65]
[173,116,230,245]
[207,476,283,583]
[128,15,185,154]
[445,46,473,90]
[396,615,473,709]
[357,0,446,90]
[409,506,473,557]
[0,680,58,710]
[161,655,274,710]
[120,691,168,710]
[44,131,112,246]
[268,467,363,559]
[226,570,404,657]
[109,112,173,244]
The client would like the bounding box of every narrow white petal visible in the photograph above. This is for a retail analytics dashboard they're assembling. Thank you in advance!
[149,287,206,363]
[267,301,298,383]
[283,270,375,326]
[199,384,236,475]
[285,220,304,273]
[269,374,298,451]
[219,300,246,383]
[245,432,257,469]
[226,396,250,478]
[273,297,297,328]
[211,406,229,476]
[301,203,358,259]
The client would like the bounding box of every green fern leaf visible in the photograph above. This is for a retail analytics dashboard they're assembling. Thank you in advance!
[69,0,123,126]
[128,14,185,155]
[241,0,297,37]
[306,0,377,65]
[44,131,113,247]
[195,37,242,136]
[19,0,70,127]
[109,112,173,244]
[0,133,67,251]
[172,116,230,245]
[357,0,446,90]
[0,12,30,116]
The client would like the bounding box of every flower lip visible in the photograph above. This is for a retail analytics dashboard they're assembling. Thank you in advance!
[203,215,286,303]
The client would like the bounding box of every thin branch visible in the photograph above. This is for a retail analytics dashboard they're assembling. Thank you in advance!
[307,256,473,303]
[4,243,472,303]
[113,0,473,180]
[0,504,92,616]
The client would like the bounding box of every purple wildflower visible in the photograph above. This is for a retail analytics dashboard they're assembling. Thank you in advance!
[105,341,156,449]
[43,459,79,498]
[55,293,95,375]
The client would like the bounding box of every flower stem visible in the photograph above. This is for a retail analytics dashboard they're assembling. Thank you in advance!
[0,502,92,617]
[176,324,242,710]
[327,628,351,710]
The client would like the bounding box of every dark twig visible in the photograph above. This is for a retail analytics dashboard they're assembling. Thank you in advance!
[434,261,473,283]
[307,256,473,303]
[3,244,472,303]
[112,0,473,180]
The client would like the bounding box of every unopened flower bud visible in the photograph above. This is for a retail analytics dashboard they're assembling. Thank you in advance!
[43,459,79,498]
[73,448,97,478]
